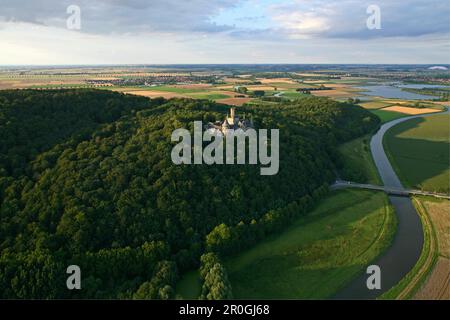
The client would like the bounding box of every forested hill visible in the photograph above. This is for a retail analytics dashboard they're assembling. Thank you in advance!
[0,89,379,298]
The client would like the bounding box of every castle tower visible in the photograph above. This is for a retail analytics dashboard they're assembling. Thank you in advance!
[230,107,235,120]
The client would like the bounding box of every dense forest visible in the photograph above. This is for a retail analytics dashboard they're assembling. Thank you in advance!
[0,89,379,298]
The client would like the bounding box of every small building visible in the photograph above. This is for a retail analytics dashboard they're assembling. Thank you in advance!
[205,107,252,135]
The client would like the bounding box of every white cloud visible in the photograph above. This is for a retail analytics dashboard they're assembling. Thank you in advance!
[0,0,448,64]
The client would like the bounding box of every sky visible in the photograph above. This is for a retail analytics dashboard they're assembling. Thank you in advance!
[0,0,449,65]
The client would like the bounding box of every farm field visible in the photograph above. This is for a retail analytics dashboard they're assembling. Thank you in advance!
[311,89,356,98]
[413,198,450,300]
[224,189,396,299]
[382,197,449,300]
[384,114,450,193]
[382,105,441,115]
[215,97,253,106]
[359,101,393,109]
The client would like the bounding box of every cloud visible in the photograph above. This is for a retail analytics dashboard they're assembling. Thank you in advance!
[0,0,448,40]
[0,0,448,65]
[267,0,450,40]
[0,0,241,34]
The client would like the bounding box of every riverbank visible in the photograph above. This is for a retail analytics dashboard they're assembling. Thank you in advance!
[381,197,449,299]
[336,108,448,299]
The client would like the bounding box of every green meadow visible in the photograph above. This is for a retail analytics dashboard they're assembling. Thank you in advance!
[338,135,382,185]
[225,189,395,299]
[384,114,450,193]
[145,85,204,93]
[186,93,230,100]
[370,109,407,123]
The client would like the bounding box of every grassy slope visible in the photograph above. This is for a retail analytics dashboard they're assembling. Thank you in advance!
[225,189,396,299]
[370,109,408,123]
[383,114,450,193]
[338,135,382,185]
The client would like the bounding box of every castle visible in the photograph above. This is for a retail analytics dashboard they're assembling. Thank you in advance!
[205,107,253,135]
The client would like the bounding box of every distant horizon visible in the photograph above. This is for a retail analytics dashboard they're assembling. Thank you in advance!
[1,63,449,67]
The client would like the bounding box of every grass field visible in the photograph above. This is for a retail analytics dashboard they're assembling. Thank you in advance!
[338,135,382,185]
[187,93,230,100]
[381,197,449,300]
[141,85,204,93]
[225,189,396,299]
[384,114,449,193]
[370,109,408,123]
[278,91,309,99]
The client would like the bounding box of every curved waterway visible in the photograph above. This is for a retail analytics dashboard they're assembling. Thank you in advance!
[335,109,449,299]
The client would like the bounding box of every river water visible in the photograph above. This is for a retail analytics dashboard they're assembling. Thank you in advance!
[357,84,439,100]
[335,110,448,299]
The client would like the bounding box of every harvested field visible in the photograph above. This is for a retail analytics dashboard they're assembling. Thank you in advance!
[223,77,252,84]
[214,85,235,90]
[430,101,450,106]
[322,83,352,88]
[412,199,450,300]
[258,78,297,84]
[172,83,212,89]
[424,200,450,257]
[246,85,277,91]
[216,97,253,106]
[382,106,440,115]
[359,101,393,109]
[274,83,314,89]
[303,80,326,84]
[295,73,321,77]
[414,257,450,300]
[0,79,85,89]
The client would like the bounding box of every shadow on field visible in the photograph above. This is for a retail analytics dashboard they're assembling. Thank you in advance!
[385,119,450,192]
[226,190,389,299]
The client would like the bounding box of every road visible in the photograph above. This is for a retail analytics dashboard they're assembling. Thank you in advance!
[332,180,450,200]
[334,109,449,299]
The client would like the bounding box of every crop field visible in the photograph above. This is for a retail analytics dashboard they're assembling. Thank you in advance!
[382,106,440,115]
[258,78,297,84]
[215,97,253,106]
[382,198,449,300]
[414,257,450,299]
[311,89,357,98]
[384,114,450,193]
[225,189,396,299]
[359,101,393,109]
